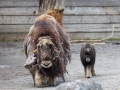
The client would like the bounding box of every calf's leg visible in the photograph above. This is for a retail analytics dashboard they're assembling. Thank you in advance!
[86,66,91,78]
[84,67,87,78]
[91,66,95,76]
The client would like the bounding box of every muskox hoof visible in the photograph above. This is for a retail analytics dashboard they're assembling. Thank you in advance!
[86,76,91,78]
[48,78,55,86]
[34,82,55,87]
[35,84,43,88]
[47,82,55,86]
[34,81,48,87]
[85,74,91,78]
[85,75,91,78]
[48,81,56,86]
[34,79,43,87]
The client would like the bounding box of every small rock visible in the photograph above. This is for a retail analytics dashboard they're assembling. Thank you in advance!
[55,79,103,90]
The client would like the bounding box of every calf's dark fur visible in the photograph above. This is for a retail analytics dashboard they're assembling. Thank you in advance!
[80,43,96,78]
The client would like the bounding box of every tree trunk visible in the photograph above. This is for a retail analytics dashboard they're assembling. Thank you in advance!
[38,0,65,26]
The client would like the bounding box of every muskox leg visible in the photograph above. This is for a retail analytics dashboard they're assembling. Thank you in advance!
[91,66,95,76]
[48,77,55,86]
[34,68,43,87]
[86,66,91,78]
[84,67,87,78]
[28,68,35,86]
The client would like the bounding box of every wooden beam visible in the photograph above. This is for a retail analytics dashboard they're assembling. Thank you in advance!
[1,15,120,24]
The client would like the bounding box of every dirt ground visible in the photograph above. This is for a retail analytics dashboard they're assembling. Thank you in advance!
[0,41,120,90]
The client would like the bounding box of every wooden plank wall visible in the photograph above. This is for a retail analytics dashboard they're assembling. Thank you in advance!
[0,0,120,40]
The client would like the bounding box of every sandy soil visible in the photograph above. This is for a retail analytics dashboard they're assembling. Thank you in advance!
[0,41,120,90]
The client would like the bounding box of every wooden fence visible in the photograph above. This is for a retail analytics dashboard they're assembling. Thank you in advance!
[0,0,120,40]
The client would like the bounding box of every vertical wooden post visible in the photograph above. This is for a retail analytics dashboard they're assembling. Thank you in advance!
[38,0,65,26]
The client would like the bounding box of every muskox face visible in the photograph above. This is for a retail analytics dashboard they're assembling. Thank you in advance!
[34,36,59,69]
[38,43,53,68]
[83,44,93,55]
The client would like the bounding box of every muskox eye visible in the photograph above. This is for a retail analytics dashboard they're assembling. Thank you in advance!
[49,44,53,48]
[38,46,40,48]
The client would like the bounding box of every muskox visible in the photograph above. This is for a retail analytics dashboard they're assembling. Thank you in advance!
[80,43,96,78]
[23,14,71,87]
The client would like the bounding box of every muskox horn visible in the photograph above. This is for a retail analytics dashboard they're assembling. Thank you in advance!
[54,48,60,54]
[49,42,60,54]
[32,49,38,53]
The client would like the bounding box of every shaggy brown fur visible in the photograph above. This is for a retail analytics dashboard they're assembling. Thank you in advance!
[23,14,71,87]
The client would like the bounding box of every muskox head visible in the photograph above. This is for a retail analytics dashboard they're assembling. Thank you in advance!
[33,36,60,69]
[83,44,93,55]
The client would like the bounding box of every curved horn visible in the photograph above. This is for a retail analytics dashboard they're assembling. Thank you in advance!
[54,48,60,53]
[32,49,38,53]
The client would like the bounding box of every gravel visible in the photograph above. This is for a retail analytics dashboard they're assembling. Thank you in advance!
[0,41,120,90]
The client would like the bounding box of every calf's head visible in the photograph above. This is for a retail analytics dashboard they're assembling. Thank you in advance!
[83,44,93,55]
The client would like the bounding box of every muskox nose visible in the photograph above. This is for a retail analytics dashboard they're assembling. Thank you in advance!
[86,58,90,62]
[41,61,52,68]
[43,63,50,66]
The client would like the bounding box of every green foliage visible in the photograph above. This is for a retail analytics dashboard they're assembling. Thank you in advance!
[20,49,25,54]
[107,38,120,41]
[85,38,91,40]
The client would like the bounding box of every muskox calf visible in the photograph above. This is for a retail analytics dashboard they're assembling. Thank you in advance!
[80,43,96,78]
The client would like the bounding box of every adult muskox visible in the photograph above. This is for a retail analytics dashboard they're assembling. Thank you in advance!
[80,43,96,78]
[23,14,71,87]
